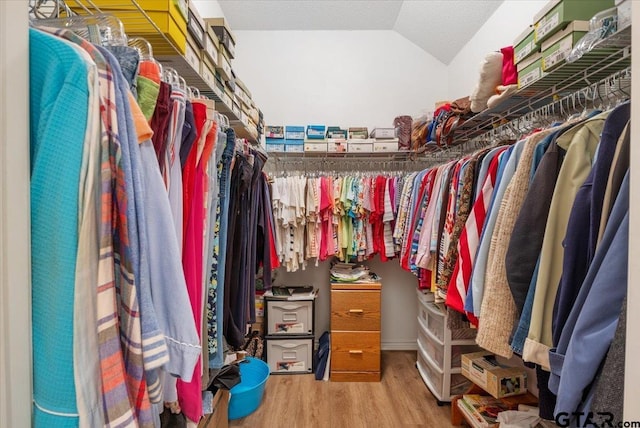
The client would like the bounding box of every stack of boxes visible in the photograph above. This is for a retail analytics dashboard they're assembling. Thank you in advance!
[185,3,205,77]
[285,126,305,152]
[304,125,329,152]
[205,17,236,111]
[265,126,285,152]
[347,127,373,153]
[266,124,409,153]
[517,0,615,88]
[326,127,348,153]
[264,293,316,374]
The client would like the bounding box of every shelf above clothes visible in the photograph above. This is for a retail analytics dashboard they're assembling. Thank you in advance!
[455,25,632,143]
[42,0,261,145]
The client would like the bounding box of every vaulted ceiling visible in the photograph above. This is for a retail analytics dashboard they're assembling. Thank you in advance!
[213,0,505,64]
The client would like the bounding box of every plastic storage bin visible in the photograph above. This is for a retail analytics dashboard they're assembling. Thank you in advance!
[266,299,314,335]
[228,357,270,420]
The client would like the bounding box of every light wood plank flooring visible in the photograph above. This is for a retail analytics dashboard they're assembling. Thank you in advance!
[229,351,453,428]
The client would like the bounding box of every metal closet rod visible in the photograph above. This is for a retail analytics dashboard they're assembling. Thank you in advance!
[264,153,476,174]
[467,66,631,145]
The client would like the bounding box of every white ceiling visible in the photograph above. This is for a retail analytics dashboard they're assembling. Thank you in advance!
[215,0,505,64]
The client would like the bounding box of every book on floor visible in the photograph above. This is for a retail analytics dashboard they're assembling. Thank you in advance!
[457,399,489,428]
[462,394,513,427]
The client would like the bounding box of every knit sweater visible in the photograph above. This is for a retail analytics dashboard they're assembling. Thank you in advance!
[476,130,546,357]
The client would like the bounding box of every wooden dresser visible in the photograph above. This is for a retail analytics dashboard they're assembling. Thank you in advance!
[330,282,381,382]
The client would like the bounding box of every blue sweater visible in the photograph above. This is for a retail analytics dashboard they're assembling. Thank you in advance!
[30,28,89,427]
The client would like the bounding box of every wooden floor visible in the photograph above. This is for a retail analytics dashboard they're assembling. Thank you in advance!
[229,351,453,428]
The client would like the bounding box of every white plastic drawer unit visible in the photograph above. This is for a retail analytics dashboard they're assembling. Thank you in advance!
[265,337,313,374]
[266,299,314,335]
[416,290,445,343]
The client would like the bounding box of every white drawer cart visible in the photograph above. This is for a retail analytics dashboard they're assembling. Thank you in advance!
[415,289,481,405]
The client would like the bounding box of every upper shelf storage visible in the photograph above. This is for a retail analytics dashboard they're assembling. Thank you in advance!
[456,24,631,142]
[64,0,262,144]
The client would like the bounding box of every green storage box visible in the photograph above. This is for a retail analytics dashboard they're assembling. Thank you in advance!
[518,57,546,89]
[541,21,590,71]
[514,28,539,65]
[534,0,615,43]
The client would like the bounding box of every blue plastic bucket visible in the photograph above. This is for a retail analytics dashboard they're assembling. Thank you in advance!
[228,357,270,420]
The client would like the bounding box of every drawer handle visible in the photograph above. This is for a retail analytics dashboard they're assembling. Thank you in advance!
[349,350,363,354]
[349,309,364,313]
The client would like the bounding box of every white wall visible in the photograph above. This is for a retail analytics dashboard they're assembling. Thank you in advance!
[447,0,548,100]
[0,2,31,427]
[231,30,448,129]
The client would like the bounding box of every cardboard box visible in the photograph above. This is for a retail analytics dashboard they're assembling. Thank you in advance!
[187,4,206,49]
[348,127,369,140]
[266,126,284,139]
[370,128,397,139]
[326,127,347,139]
[373,139,399,152]
[541,21,589,71]
[265,140,285,152]
[306,125,327,139]
[517,51,542,73]
[235,78,252,100]
[184,33,202,74]
[514,27,538,64]
[304,141,328,152]
[203,32,220,67]
[73,0,189,55]
[518,57,546,88]
[200,57,216,90]
[285,141,304,153]
[461,352,528,399]
[216,47,233,81]
[285,126,305,140]
[205,17,236,59]
[327,139,348,153]
[534,0,615,44]
[347,139,374,153]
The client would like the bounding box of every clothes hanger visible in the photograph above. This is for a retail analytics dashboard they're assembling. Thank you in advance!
[30,0,72,20]
[34,13,128,46]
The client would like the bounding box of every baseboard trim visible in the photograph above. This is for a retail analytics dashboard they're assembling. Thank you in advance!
[381,341,418,351]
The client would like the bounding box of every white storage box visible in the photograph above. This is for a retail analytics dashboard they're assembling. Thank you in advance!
[347,139,374,153]
[373,139,399,152]
[265,336,314,374]
[266,299,314,335]
[370,128,397,139]
[304,141,328,152]
[327,139,347,153]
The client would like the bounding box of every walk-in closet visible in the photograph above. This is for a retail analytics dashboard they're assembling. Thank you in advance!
[2,1,639,427]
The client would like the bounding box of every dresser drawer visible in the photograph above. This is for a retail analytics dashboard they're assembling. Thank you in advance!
[266,299,314,335]
[331,290,380,331]
[331,331,380,372]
